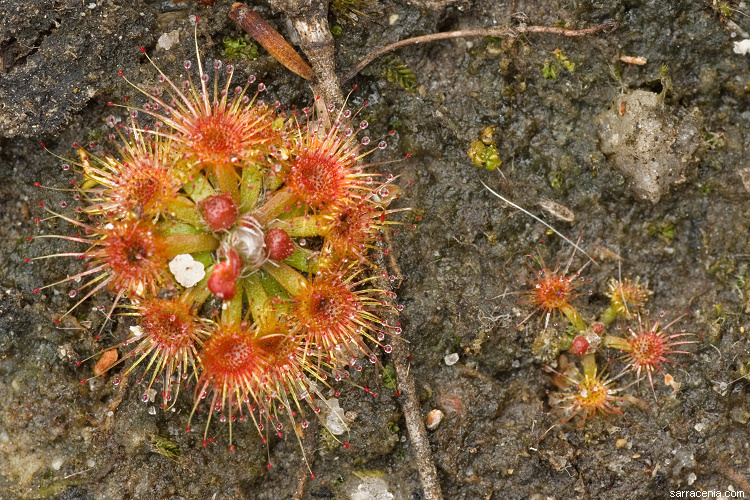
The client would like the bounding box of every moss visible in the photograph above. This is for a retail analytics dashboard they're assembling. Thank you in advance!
[381,363,397,390]
[223,36,259,61]
[150,436,181,460]
[380,55,417,93]
[542,60,557,79]
[553,49,575,73]
[646,221,676,243]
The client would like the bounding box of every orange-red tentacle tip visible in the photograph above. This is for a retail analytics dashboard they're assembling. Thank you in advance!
[229,3,314,81]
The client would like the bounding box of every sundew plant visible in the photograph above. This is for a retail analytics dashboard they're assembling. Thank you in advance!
[30,19,408,466]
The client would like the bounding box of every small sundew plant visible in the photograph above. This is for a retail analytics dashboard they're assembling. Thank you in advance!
[495,243,592,333]
[545,353,632,426]
[30,18,410,471]
[603,310,699,401]
[601,276,652,324]
[494,240,700,433]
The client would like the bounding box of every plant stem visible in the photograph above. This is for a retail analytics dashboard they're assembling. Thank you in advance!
[342,21,620,83]
[561,305,588,333]
[599,306,619,326]
[268,215,324,237]
[263,262,308,297]
[390,337,443,500]
[164,233,219,257]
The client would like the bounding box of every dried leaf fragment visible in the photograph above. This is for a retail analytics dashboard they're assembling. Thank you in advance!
[539,200,575,222]
[94,349,118,376]
[229,3,314,80]
[620,55,647,65]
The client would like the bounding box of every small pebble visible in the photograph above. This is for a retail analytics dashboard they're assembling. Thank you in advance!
[157,30,180,51]
[444,353,459,366]
[425,409,444,430]
[734,39,750,55]
[619,55,647,65]
[615,438,628,448]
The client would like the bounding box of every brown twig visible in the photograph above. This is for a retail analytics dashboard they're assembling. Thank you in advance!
[390,335,443,500]
[267,0,344,110]
[374,241,442,499]
[100,370,130,432]
[721,466,750,495]
[362,222,443,500]
[291,417,319,500]
[342,21,620,83]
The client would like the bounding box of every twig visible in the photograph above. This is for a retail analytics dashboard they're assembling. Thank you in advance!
[100,370,130,432]
[268,0,344,110]
[291,417,319,500]
[375,225,443,499]
[390,335,443,500]
[342,21,620,83]
[403,0,464,8]
[371,229,442,499]
[721,466,750,494]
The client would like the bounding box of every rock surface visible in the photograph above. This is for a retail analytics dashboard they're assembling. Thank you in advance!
[598,89,701,202]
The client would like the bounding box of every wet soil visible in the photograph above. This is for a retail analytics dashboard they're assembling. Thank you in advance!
[1,0,749,499]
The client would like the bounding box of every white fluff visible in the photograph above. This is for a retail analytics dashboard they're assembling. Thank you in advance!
[168,254,205,288]
[733,39,750,55]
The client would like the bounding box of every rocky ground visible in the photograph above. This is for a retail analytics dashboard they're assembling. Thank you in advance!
[1,0,750,499]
